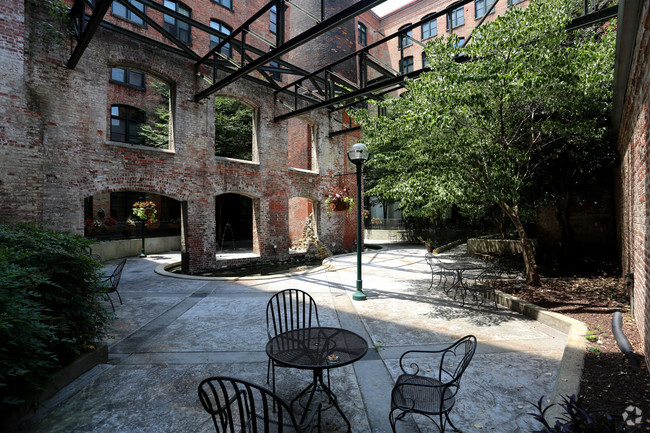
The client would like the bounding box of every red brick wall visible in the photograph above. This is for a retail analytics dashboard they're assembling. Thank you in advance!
[1,2,358,273]
[616,0,650,371]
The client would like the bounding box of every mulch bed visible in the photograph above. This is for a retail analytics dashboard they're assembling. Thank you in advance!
[496,277,650,430]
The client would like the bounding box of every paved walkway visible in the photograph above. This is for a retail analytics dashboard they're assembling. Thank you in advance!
[18,244,576,433]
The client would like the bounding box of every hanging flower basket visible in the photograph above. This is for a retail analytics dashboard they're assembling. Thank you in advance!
[132,201,158,224]
[329,200,350,212]
[324,186,354,216]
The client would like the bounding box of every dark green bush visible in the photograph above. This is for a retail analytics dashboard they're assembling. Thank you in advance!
[0,224,113,415]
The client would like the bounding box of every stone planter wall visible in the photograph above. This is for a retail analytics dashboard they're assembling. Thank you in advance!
[467,238,537,256]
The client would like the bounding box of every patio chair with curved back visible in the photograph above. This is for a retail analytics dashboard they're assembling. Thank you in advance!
[389,335,477,433]
[102,258,126,311]
[265,289,328,395]
[198,376,321,433]
[424,253,456,291]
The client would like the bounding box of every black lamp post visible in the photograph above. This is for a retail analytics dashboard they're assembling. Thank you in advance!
[347,143,370,301]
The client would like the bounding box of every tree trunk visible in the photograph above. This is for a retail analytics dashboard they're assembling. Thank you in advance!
[499,202,541,286]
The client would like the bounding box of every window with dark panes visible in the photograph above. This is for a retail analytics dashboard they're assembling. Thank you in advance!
[210,20,232,57]
[421,16,436,39]
[112,0,145,25]
[270,5,277,34]
[422,52,429,68]
[358,22,367,46]
[508,0,524,6]
[398,25,412,49]
[475,0,496,18]
[110,105,145,145]
[456,37,466,48]
[400,56,413,74]
[163,1,191,44]
[447,6,465,29]
[213,0,232,9]
[110,67,145,90]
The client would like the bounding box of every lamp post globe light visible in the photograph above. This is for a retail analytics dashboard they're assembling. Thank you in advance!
[347,143,370,301]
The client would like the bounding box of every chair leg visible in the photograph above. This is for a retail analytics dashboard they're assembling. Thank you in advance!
[266,358,271,384]
[445,412,460,432]
[107,294,115,312]
[114,288,123,305]
[388,409,398,433]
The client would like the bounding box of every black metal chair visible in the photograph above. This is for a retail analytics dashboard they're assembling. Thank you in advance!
[265,289,327,395]
[466,264,500,307]
[198,376,321,433]
[389,335,477,433]
[424,253,456,291]
[101,258,126,311]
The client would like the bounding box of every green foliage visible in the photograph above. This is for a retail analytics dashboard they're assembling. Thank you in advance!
[139,80,171,149]
[354,0,616,281]
[0,224,112,415]
[214,97,254,160]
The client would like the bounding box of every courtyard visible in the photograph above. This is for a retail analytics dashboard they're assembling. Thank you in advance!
[13,244,577,432]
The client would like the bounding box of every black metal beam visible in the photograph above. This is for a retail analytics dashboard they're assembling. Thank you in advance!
[194,0,386,102]
[66,0,111,68]
[566,4,618,31]
[274,67,427,122]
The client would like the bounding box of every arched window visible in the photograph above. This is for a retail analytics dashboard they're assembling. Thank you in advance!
[110,105,145,145]
[421,14,437,40]
[358,22,367,46]
[398,24,412,49]
[210,20,232,57]
[447,6,465,30]
[163,0,191,44]
[214,97,254,161]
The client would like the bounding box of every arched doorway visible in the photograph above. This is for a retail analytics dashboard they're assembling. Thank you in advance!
[215,193,253,252]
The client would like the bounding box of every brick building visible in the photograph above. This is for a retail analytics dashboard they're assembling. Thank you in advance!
[614,0,650,372]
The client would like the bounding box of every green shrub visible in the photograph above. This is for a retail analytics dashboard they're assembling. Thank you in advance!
[0,224,113,415]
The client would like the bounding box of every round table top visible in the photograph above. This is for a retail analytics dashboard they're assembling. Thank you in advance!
[266,327,368,370]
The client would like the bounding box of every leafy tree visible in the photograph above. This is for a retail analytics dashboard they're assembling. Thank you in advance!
[214,97,253,160]
[139,80,170,149]
[354,0,616,285]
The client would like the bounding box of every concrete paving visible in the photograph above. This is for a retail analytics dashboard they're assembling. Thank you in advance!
[16,244,579,433]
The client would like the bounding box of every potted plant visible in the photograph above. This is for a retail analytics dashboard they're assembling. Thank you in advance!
[103,217,117,231]
[123,217,136,232]
[418,236,436,253]
[324,186,354,216]
[132,201,158,225]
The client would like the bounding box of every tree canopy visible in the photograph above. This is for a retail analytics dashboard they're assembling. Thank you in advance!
[354,0,616,284]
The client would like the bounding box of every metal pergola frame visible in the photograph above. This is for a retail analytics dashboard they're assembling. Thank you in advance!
[65,0,619,131]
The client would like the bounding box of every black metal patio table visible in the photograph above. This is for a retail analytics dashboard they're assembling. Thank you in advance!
[265,326,368,433]
[437,261,489,306]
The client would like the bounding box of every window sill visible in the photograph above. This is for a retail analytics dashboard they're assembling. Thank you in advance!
[105,141,175,154]
[215,155,259,165]
[288,167,318,175]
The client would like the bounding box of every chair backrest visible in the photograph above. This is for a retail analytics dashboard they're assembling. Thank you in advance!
[108,258,127,292]
[438,335,477,384]
[198,376,303,433]
[266,289,320,339]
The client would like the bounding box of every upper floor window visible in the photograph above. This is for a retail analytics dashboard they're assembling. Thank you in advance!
[111,0,144,25]
[447,6,465,30]
[358,22,367,46]
[210,20,232,57]
[399,56,413,74]
[421,52,429,68]
[269,60,281,81]
[213,0,232,9]
[475,0,496,18]
[270,5,277,34]
[508,0,525,5]
[110,67,145,90]
[163,0,191,44]
[110,105,145,145]
[398,24,412,49]
[456,37,466,48]
[421,16,437,40]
